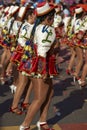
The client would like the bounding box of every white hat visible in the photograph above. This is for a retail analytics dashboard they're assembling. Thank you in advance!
[4,6,10,13]
[75,7,83,14]
[11,6,19,15]
[18,6,27,20]
[0,5,3,9]
[36,2,56,16]
[8,5,14,14]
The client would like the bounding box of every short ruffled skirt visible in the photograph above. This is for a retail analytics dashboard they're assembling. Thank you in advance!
[55,28,61,38]
[80,36,87,49]
[70,31,85,47]
[18,54,58,79]
[0,38,4,47]
[60,37,70,45]
[0,35,17,50]
[55,27,63,39]
[10,44,24,65]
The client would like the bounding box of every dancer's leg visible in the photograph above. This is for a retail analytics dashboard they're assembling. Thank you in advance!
[21,78,50,127]
[11,73,28,109]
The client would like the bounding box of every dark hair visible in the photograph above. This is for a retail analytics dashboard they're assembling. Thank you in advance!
[79,0,83,3]
[38,8,55,23]
[30,9,55,40]
[76,12,84,19]
[13,11,18,19]
[24,8,35,20]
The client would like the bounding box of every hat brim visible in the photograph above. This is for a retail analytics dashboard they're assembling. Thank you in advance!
[76,4,87,12]
[36,4,56,17]
[37,8,54,16]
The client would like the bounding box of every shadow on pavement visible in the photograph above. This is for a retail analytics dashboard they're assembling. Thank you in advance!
[53,77,74,96]
[0,98,13,117]
[0,84,10,97]
[47,87,87,124]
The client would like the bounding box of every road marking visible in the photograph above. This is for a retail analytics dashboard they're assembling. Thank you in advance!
[53,124,61,130]
[0,125,36,130]
[0,124,61,130]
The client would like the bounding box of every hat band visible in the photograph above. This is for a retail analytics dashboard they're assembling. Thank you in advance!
[37,2,51,15]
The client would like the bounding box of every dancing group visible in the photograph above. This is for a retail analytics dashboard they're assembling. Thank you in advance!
[0,1,87,130]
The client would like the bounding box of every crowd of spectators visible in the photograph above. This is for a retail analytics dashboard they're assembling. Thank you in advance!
[0,0,87,5]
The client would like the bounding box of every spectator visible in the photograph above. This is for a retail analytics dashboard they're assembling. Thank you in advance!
[82,0,87,3]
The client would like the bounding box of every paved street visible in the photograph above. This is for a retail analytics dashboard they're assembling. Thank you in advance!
[0,46,87,130]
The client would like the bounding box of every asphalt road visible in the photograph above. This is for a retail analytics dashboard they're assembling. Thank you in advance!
[0,46,87,130]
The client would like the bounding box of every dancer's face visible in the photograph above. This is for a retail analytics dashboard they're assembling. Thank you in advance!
[28,13,36,24]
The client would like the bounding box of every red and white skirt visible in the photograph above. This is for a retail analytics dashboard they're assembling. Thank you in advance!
[18,54,58,78]
[10,44,24,65]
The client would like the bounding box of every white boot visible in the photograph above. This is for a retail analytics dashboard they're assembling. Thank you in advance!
[19,125,29,130]
[36,121,47,130]
[9,84,17,94]
[36,121,40,130]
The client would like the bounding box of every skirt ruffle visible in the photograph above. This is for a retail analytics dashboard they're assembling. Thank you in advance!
[80,36,87,49]
[10,45,24,64]
[18,55,58,78]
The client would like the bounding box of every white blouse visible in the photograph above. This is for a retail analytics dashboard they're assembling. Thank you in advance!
[10,20,22,36]
[34,24,56,57]
[18,21,34,47]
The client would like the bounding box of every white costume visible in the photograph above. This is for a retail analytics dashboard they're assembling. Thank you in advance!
[81,15,87,31]
[18,21,34,47]
[74,18,83,33]
[10,7,34,65]
[34,24,56,57]
[10,20,22,36]
[10,6,27,36]
[0,15,8,28]
[30,24,57,78]
[0,6,10,28]
[63,16,71,33]
[53,14,62,28]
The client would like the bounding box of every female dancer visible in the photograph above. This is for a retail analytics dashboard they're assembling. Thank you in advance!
[10,7,36,114]
[19,1,58,130]
[66,7,85,83]
[0,5,19,84]
[77,14,87,87]
[7,5,28,92]
[72,7,86,82]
